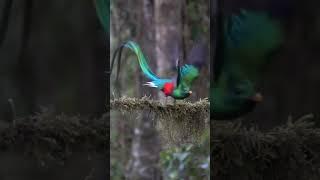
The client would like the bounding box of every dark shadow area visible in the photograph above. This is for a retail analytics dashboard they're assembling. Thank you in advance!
[0,1,109,179]
[211,0,320,179]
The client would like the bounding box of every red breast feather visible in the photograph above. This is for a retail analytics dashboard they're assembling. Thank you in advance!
[162,82,174,96]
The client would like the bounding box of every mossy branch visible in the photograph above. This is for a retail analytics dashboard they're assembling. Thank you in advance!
[0,112,108,162]
[111,96,209,115]
[212,114,320,180]
[1,95,318,179]
[111,96,210,145]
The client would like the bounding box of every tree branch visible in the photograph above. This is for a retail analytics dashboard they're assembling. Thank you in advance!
[111,96,209,115]
[0,112,108,161]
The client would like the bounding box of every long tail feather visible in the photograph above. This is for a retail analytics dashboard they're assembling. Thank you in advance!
[111,41,159,81]
[111,41,172,90]
[111,43,125,82]
[123,41,159,81]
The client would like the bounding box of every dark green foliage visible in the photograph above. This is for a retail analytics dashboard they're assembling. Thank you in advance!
[160,130,209,179]
[212,114,320,180]
[185,0,209,39]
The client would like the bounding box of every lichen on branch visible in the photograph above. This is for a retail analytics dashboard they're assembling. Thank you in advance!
[111,96,210,145]
[0,111,108,162]
[212,114,320,179]
[111,96,209,115]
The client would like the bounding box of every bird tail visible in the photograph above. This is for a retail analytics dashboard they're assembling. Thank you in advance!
[111,41,159,82]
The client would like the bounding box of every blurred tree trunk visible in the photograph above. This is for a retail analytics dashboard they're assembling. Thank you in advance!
[0,1,108,179]
[126,0,161,179]
[0,0,106,120]
[155,0,183,102]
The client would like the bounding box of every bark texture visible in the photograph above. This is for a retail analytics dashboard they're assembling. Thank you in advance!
[155,0,183,102]
[126,0,162,179]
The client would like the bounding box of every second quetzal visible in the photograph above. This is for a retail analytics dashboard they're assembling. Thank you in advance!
[211,9,284,120]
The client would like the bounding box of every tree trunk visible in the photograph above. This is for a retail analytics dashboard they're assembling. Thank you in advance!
[155,0,183,102]
[126,0,161,179]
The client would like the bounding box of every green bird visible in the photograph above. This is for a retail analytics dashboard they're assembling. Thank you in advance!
[93,0,207,100]
[111,40,207,99]
[211,9,284,120]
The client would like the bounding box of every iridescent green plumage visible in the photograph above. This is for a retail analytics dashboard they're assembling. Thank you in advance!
[124,41,170,85]
[211,10,284,120]
[174,64,199,94]
[93,0,202,99]
[111,41,203,99]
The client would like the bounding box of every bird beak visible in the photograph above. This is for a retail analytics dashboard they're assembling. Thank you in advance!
[189,91,193,94]
[250,93,263,102]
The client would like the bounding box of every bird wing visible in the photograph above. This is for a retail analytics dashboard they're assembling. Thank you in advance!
[111,41,173,90]
[185,38,208,70]
[176,38,207,89]
[176,58,181,87]
[178,64,200,90]
[215,9,283,84]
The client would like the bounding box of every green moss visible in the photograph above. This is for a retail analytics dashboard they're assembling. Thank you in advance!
[0,111,108,164]
[111,96,210,145]
[212,114,320,180]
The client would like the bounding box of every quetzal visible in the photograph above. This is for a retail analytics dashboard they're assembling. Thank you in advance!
[111,40,207,99]
[211,9,284,120]
[93,0,207,100]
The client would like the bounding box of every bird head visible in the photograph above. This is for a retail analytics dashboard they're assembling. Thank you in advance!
[170,88,193,100]
[211,80,262,120]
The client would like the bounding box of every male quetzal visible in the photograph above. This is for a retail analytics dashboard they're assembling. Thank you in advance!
[93,0,207,99]
[111,40,207,99]
[211,9,284,120]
